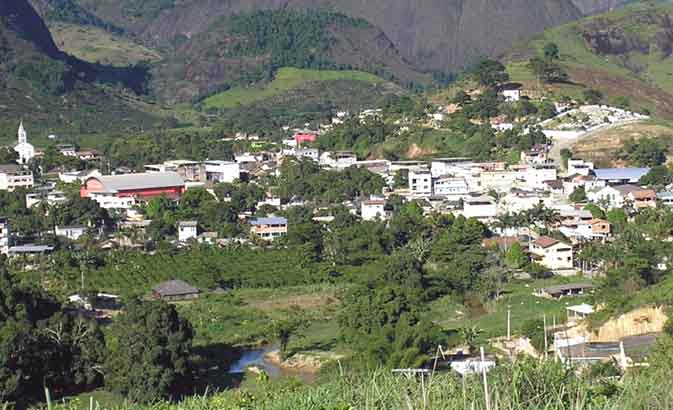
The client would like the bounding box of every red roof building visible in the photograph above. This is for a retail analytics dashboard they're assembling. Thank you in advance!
[294,133,317,146]
[80,172,185,200]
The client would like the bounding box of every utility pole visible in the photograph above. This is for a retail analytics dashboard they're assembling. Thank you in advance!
[481,347,491,410]
[507,305,511,341]
[543,314,548,360]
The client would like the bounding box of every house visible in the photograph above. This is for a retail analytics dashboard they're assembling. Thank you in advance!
[592,168,650,185]
[8,244,54,257]
[559,218,611,241]
[320,151,357,169]
[204,161,240,183]
[294,132,317,147]
[433,176,469,198]
[146,160,206,183]
[430,158,473,178]
[0,217,10,255]
[556,334,656,368]
[657,191,673,207]
[567,159,594,176]
[0,165,33,191]
[152,279,200,301]
[59,169,101,184]
[80,172,185,209]
[409,169,433,196]
[361,199,387,221]
[519,164,557,190]
[463,195,497,220]
[54,225,87,240]
[178,221,198,242]
[249,216,288,241]
[478,169,518,192]
[26,190,67,208]
[499,189,547,214]
[588,184,656,210]
[566,304,595,322]
[534,283,593,299]
[529,236,574,270]
[500,83,522,102]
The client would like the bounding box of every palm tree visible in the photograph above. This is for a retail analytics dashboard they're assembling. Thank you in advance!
[459,325,483,355]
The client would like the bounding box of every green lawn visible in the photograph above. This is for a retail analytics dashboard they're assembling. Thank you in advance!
[201,67,384,110]
[430,277,594,340]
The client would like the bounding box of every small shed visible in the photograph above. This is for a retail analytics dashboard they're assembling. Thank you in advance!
[152,279,200,301]
[534,283,593,299]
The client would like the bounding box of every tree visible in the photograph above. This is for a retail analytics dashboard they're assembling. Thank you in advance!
[504,242,528,269]
[472,58,509,89]
[543,42,560,60]
[569,186,588,203]
[459,326,482,354]
[621,138,666,167]
[584,203,606,219]
[528,57,568,83]
[106,300,194,402]
[583,89,603,105]
[640,165,671,186]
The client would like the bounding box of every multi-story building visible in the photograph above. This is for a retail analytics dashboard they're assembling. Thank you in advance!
[463,195,497,220]
[81,172,185,210]
[204,161,240,183]
[0,165,33,191]
[249,217,288,241]
[409,169,433,196]
[478,169,518,192]
[0,217,10,254]
[567,159,594,176]
[520,164,558,190]
[433,176,469,198]
[529,236,573,270]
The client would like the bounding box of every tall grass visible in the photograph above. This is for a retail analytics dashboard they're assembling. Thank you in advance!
[46,359,673,410]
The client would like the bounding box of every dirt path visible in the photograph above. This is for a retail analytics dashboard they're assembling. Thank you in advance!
[548,120,645,166]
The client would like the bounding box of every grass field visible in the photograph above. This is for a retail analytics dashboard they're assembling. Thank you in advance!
[430,277,594,341]
[201,67,384,110]
[49,23,162,67]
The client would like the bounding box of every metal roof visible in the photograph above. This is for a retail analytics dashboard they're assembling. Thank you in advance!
[87,172,184,193]
[9,244,54,253]
[250,217,288,226]
[152,279,200,296]
[593,168,650,181]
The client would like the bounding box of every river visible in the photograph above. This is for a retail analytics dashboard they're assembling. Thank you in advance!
[228,345,317,383]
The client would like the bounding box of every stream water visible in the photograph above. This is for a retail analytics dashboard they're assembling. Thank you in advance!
[228,345,316,383]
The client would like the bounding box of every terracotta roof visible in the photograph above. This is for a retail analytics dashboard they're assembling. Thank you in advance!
[632,189,656,199]
[588,218,609,225]
[532,236,561,248]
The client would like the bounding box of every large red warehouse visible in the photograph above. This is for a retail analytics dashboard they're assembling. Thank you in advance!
[80,172,186,199]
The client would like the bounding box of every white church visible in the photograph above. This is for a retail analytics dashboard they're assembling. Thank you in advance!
[14,121,35,164]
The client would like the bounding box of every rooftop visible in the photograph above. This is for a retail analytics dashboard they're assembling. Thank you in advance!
[593,168,650,181]
[152,279,200,297]
[532,236,562,248]
[86,172,185,193]
[250,217,288,226]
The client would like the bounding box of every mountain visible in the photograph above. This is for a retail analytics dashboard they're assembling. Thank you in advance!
[0,0,156,141]
[504,1,673,120]
[71,0,595,73]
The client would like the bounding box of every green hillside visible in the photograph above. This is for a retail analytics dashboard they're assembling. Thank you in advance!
[202,68,384,110]
[504,1,673,120]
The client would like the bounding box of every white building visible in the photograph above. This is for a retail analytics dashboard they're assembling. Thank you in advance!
[54,225,87,241]
[529,236,573,271]
[59,169,101,184]
[361,199,387,221]
[502,88,521,102]
[87,192,137,210]
[14,122,35,165]
[463,195,497,220]
[0,165,33,191]
[178,221,198,242]
[204,161,240,183]
[26,190,67,208]
[320,151,357,169]
[409,169,433,196]
[433,176,469,198]
[0,217,10,254]
[520,164,558,190]
[587,184,657,210]
[499,190,547,214]
[567,159,594,176]
[479,170,518,192]
[430,158,473,178]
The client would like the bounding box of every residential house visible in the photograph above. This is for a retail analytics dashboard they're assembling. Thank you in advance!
[463,195,497,220]
[54,225,87,241]
[559,219,611,242]
[588,184,656,210]
[430,158,473,178]
[294,132,317,147]
[59,169,101,184]
[178,221,198,242]
[146,160,205,183]
[657,191,673,207]
[249,217,288,241]
[152,280,200,301]
[361,199,387,221]
[320,151,357,169]
[529,236,574,271]
[433,176,469,198]
[499,189,547,214]
[204,161,240,183]
[478,169,518,192]
[567,159,594,176]
[0,165,33,191]
[8,244,54,257]
[519,164,557,190]
[409,169,433,196]
[534,283,594,299]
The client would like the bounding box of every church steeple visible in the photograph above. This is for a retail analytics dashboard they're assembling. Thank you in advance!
[18,121,27,144]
